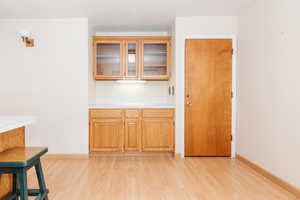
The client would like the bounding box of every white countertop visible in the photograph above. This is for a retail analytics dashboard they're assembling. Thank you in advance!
[89,104,175,109]
[0,116,35,133]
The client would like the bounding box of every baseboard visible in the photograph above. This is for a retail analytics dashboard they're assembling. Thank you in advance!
[174,153,183,158]
[44,152,176,159]
[43,154,89,160]
[236,154,300,198]
[89,152,174,157]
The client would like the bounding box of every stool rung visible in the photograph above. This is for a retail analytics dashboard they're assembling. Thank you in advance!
[1,188,49,200]
[1,193,18,200]
[33,189,49,200]
[28,188,49,197]
[28,189,40,196]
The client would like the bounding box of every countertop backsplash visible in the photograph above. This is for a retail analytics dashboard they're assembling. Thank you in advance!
[89,81,175,107]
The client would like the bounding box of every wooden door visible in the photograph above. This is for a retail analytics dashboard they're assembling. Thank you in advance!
[90,119,124,152]
[141,40,171,80]
[93,40,124,80]
[142,118,174,152]
[124,118,141,152]
[185,39,232,157]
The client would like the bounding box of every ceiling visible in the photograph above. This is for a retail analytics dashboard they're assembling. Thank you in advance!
[0,0,254,32]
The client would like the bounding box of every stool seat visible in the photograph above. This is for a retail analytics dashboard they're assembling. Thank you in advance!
[0,147,48,167]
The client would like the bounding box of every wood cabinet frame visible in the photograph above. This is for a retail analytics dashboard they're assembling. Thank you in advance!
[124,109,141,152]
[141,109,174,152]
[93,36,171,81]
[93,40,125,80]
[89,108,174,153]
[124,118,141,152]
[124,40,140,79]
[0,127,25,198]
[141,118,174,152]
[90,118,124,152]
[141,40,171,80]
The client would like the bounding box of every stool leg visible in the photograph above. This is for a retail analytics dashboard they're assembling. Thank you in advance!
[12,173,18,200]
[17,169,28,200]
[35,159,48,200]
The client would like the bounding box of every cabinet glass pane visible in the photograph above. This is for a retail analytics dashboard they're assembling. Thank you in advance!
[127,43,137,76]
[96,43,121,76]
[143,43,167,76]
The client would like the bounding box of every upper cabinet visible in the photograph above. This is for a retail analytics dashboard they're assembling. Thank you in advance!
[141,40,170,80]
[125,41,139,79]
[93,36,171,81]
[94,40,124,80]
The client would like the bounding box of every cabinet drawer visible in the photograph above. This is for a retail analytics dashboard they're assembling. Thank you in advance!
[125,109,140,118]
[142,109,174,118]
[90,109,123,119]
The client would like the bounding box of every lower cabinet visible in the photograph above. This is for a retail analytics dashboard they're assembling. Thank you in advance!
[125,118,141,152]
[141,118,174,152]
[89,108,174,153]
[90,118,124,152]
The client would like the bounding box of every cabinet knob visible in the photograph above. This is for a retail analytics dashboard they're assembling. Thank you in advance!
[186,101,192,106]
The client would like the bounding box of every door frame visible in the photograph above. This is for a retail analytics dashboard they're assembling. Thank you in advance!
[183,35,237,158]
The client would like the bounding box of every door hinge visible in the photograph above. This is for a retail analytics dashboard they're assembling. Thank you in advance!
[231,91,234,99]
[230,135,233,141]
[231,49,234,55]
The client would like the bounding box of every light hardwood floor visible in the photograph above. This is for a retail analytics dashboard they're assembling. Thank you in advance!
[26,156,298,200]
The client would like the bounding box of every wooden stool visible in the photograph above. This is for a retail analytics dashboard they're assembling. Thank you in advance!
[0,147,49,200]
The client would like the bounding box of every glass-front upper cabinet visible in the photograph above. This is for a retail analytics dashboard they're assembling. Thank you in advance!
[93,37,171,81]
[125,41,139,79]
[142,40,170,80]
[94,40,124,80]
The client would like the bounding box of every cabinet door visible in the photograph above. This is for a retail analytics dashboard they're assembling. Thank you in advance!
[0,127,25,198]
[142,118,174,152]
[94,40,124,80]
[125,118,141,152]
[90,119,124,152]
[141,40,170,80]
[125,41,139,79]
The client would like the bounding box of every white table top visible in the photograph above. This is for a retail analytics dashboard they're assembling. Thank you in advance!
[0,116,35,133]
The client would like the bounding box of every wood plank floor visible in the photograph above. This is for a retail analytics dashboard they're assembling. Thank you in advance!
[27,156,298,200]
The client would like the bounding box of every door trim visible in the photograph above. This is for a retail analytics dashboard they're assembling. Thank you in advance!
[183,35,237,158]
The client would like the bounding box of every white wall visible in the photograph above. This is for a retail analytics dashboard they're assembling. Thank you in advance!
[175,16,238,156]
[237,0,300,188]
[0,19,89,154]
[88,23,96,101]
